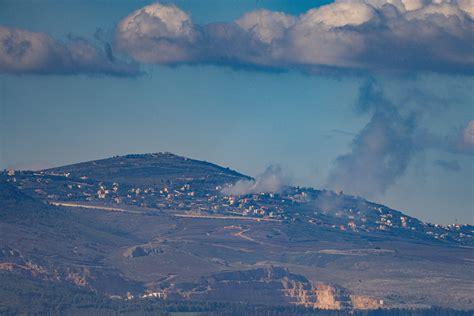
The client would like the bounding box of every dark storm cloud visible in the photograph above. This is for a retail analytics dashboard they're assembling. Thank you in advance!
[0,26,140,76]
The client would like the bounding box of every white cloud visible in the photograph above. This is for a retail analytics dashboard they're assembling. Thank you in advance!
[299,1,375,28]
[457,120,474,153]
[463,120,474,144]
[406,1,473,19]
[0,26,139,76]
[115,3,197,63]
[114,0,474,74]
[400,0,425,11]
[236,10,296,44]
[4,1,470,75]
[457,0,474,17]
[0,27,54,73]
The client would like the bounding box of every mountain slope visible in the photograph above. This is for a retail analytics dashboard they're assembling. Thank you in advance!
[0,180,49,222]
[0,180,143,295]
[1,153,473,311]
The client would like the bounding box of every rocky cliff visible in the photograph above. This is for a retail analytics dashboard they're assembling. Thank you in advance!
[156,267,382,310]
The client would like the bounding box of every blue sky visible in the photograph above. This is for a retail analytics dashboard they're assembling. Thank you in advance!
[0,0,473,224]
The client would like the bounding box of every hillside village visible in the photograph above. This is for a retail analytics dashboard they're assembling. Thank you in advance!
[3,153,472,246]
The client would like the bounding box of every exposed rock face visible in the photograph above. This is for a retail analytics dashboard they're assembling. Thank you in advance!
[170,267,310,305]
[281,277,317,306]
[310,284,383,310]
[350,294,384,310]
[313,283,352,310]
[157,267,382,310]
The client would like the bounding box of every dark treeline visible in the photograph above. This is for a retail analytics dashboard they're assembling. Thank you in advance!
[0,273,471,316]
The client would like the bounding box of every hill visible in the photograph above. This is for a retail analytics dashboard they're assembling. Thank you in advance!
[1,153,473,312]
[44,152,251,189]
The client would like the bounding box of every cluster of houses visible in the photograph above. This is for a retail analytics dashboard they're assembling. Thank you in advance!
[3,169,472,244]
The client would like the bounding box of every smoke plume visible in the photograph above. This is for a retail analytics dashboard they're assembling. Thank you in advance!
[326,79,421,198]
[222,165,289,196]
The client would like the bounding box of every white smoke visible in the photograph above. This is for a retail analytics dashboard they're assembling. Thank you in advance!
[222,165,289,196]
[326,79,421,198]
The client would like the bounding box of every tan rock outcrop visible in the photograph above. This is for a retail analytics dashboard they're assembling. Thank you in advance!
[313,283,352,310]
[351,294,384,309]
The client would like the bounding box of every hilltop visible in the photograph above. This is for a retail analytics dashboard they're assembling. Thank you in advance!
[44,152,251,189]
